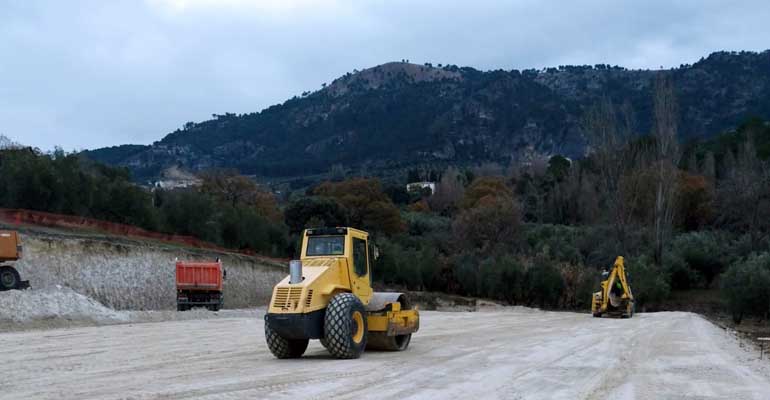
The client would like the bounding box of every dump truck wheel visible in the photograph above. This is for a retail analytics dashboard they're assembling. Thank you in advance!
[0,266,20,291]
[265,321,309,359]
[324,293,367,359]
[366,332,411,351]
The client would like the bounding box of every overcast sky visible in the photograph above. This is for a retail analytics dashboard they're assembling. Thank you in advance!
[1,0,768,151]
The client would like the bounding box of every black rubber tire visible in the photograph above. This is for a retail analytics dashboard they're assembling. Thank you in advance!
[265,321,309,359]
[319,337,330,349]
[0,266,20,291]
[366,332,411,351]
[324,293,367,359]
[208,305,221,312]
[592,312,602,318]
[177,304,185,312]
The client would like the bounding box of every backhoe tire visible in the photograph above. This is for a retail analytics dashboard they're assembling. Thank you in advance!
[324,293,367,359]
[366,332,411,351]
[592,312,602,318]
[265,321,309,359]
[0,266,21,291]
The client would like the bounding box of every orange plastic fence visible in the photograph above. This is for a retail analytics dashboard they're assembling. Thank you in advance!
[0,208,281,261]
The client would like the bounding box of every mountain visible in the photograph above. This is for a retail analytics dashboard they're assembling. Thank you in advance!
[84,50,770,181]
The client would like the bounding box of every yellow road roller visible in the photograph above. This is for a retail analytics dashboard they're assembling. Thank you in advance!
[265,227,419,359]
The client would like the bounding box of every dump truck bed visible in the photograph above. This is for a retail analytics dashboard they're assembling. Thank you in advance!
[175,261,223,291]
[0,231,21,262]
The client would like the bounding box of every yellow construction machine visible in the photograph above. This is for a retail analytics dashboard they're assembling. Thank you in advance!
[0,230,29,291]
[591,256,634,318]
[265,227,419,359]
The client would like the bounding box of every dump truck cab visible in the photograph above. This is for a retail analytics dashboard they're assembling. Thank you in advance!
[592,256,634,318]
[265,227,419,359]
[0,230,29,291]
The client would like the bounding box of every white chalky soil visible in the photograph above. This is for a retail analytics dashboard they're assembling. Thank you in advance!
[1,308,770,399]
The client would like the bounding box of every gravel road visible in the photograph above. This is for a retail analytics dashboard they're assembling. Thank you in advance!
[2,308,769,400]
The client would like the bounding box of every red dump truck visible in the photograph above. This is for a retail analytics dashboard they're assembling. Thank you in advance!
[175,260,225,311]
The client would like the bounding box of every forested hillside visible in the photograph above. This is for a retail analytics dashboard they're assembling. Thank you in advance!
[85,51,770,181]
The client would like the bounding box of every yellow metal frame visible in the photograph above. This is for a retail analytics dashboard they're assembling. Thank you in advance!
[268,227,373,315]
[367,302,420,335]
[592,256,634,316]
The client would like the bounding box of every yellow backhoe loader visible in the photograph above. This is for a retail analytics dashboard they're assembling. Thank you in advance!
[264,227,419,359]
[591,256,634,318]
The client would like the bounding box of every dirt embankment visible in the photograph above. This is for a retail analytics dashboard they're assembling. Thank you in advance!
[5,227,287,310]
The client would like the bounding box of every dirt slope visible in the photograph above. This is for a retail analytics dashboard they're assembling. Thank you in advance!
[2,309,769,400]
[3,226,286,310]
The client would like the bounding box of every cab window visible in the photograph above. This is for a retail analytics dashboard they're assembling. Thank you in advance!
[353,238,368,276]
[306,236,344,256]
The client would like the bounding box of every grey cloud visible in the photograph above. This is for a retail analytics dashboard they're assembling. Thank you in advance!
[0,0,768,151]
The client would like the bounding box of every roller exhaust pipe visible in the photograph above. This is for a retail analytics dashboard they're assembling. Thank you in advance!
[289,260,303,284]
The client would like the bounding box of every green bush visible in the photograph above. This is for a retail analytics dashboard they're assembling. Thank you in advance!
[626,255,671,310]
[573,268,599,310]
[373,239,441,291]
[403,211,451,236]
[453,252,481,296]
[219,206,289,257]
[158,189,220,243]
[721,253,770,324]
[283,196,348,233]
[663,252,704,290]
[669,232,727,285]
[524,256,565,308]
[480,256,526,304]
[524,224,583,265]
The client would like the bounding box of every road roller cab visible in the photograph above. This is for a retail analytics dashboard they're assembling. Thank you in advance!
[265,227,419,359]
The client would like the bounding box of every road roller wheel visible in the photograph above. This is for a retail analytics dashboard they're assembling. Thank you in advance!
[265,320,309,359]
[366,332,411,351]
[324,293,367,359]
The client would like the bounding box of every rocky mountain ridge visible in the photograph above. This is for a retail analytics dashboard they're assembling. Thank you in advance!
[84,50,770,181]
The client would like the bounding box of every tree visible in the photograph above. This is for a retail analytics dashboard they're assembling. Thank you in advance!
[452,196,521,253]
[721,253,770,324]
[625,255,671,311]
[284,196,349,233]
[582,98,644,251]
[200,169,258,207]
[199,169,281,222]
[651,74,681,265]
[313,178,404,234]
[715,132,770,250]
[460,176,512,209]
[428,166,465,214]
[676,172,712,231]
[524,255,565,308]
